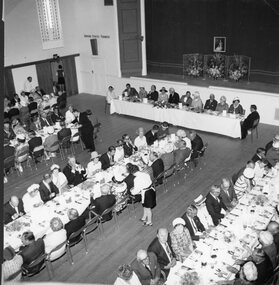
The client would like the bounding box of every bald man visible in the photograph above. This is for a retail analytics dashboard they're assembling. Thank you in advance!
[148,228,176,277]
[267,221,279,253]
[4,196,26,224]
[131,249,161,285]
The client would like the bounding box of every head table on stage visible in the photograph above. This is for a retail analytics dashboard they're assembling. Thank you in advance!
[110,99,242,138]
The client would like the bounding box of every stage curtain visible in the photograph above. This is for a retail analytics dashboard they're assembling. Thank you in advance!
[4,68,15,99]
[145,0,279,84]
[62,56,78,96]
[36,62,53,94]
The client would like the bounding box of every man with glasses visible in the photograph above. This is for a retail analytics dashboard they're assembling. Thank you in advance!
[219,177,238,210]
[131,249,161,285]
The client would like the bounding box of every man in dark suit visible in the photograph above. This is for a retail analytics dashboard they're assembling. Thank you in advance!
[73,109,95,151]
[219,177,238,209]
[182,205,205,241]
[57,121,72,142]
[19,231,45,267]
[90,184,116,221]
[204,94,218,111]
[148,228,176,277]
[28,130,43,153]
[251,147,266,163]
[122,83,138,98]
[241,104,260,139]
[131,249,161,285]
[63,155,86,186]
[205,185,227,226]
[145,125,159,146]
[39,111,53,128]
[64,208,86,240]
[4,196,26,224]
[4,121,16,141]
[173,140,191,166]
[39,173,59,203]
[149,151,164,181]
[122,134,137,157]
[168,88,180,104]
[189,130,204,160]
[99,146,116,170]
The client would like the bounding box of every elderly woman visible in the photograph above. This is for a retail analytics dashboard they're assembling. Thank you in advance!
[180,91,192,107]
[134,127,147,150]
[234,168,255,194]
[131,171,155,226]
[176,129,192,150]
[15,133,29,173]
[51,164,68,193]
[228,97,244,115]
[12,118,27,135]
[216,96,229,113]
[170,217,194,263]
[158,87,168,102]
[87,151,102,178]
[44,217,67,261]
[259,231,277,269]
[190,91,203,112]
[114,264,141,285]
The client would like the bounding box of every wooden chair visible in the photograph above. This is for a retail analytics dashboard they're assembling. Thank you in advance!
[59,135,73,157]
[192,142,208,169]
[83,216,101,242]
[31,145,48,169]
[113,195,130,227]
[71,132,83,153]
[4,155,17,178]
[248,119,259,143]
[15,147,32,175]
[48,140,64,162]
[21,253,50,278]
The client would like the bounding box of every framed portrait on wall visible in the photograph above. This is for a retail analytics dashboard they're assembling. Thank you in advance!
[213,37,226,52]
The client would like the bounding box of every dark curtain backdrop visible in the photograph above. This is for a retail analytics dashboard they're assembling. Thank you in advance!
[62,56,78,96]
[4,68,15,99]
[145,0,279,84]
[36,62,53,94]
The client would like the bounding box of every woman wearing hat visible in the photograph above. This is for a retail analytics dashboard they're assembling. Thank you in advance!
[170,217,194,262]
[158,87,168,102]
[87,151,102,178]
[190,91,203,112]
[228,97,244,115]
[22,184,43,213]
[14,133,29,173]
[234,168,255,194]
[51,164,68,193]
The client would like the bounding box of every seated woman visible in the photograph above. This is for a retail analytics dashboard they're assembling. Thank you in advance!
[14,134,29,173]
[158,87,168,102]
[43,126,59,158]
[147,85,159,101]
[170,218,194,262]
[216,95,229,113]
[114,139,125,162]
[234,168,255,194]
[65,105,76,124]
[228,97,244,115]
[12,118,27,135]
[51,164,68,193]
[191,91,203,112]
[87,151,102,178]
[175,129,192,150]
[180,91,192,106]
[114,264,141,285]
[134,127,147,150]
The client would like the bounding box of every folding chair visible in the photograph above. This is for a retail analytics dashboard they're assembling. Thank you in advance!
[22,253,50,278]
[15,147,32,175]
[248,119,259,143]
[113,195,130,227]
[31,145,48,169]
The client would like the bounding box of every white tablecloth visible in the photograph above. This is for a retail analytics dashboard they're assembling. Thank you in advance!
[110,99,242,138]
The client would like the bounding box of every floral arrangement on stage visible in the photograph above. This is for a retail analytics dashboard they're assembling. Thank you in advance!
[183,54,203,77]
[152,100,173,109]
[228,55,248,82]
[205,53,226,80]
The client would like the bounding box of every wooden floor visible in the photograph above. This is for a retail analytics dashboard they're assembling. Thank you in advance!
[4,94,279,284]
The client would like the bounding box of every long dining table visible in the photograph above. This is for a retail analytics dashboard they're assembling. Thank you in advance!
[110,99,242,138]
[165,173,279,285]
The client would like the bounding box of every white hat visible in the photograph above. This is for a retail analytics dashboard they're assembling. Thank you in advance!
[176,129,186,138]
[165,143,174,153]
[259,231,274,246]
[272,141,279,149]
[243,168,255,179]
[50,164,60,171]
[172,217,186,227]
[233,97,240,102]
[47,126,55,134]
[16,134,26,141]
[242,261,258,281]
[194,194,206,205]
[27,184,40,193]
[91,151,100,160]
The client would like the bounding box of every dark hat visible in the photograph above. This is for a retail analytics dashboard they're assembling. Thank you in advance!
[160,87,168,92]
[3,246,16,261]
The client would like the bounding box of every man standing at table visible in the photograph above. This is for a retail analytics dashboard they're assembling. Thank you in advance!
[39,173,59,203]
[4,196,26,224]
[23,76,35,95]
[205,185,227,226]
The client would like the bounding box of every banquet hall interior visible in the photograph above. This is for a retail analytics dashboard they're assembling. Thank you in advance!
[2,0,279,285]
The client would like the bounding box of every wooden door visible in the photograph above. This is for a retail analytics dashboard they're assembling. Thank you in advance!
[36,62,53,94]
[62,56,79,96]
[117,0,142,77]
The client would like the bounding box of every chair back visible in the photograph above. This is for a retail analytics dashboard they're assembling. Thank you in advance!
[22,253,47,276]
[33,145,44,153]
[4,155,15,170]
[48,139,60,151]
[61,135,71,148]
[84,216,99,235]
[251,119,259,130]
[16,147,30,163]
[99,204,116,221]
[164,163,176,177]
[47,240,67,261]
[198,142,208,157]
[67,227,85,246]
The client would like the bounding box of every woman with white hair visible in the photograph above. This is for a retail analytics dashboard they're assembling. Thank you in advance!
[22,184,43,213]
[51,164,68,193]
[134,127,147,150]
[234,168,255,194]
[259,230,277,269]
[176,129,192,150]
[114,264,141,285]
[216,96,229,113]
[190,91,203,112]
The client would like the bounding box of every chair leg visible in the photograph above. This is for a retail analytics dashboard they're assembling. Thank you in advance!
[67,246,74,265]
[83,234,88,254]
[256,127,258,139]
[45,261,52,280]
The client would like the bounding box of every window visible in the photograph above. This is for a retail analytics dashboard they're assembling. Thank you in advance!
[36,0,63,49]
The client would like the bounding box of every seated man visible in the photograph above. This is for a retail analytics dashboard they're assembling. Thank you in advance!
[28,130,43,163]
[44,217,67,261]
[266,141,279,167]
[267,221,279,254]
[131,249,161,285]
[19,231,45,267]
[149,151,164,180]
[182,205,206,241]
[168,88,179,104]
[90,184,116,221]
[63,155,86,186]
[205,185,227,226]
[22,184,43,213]
[43,126,59,158]
[122,83,138,98]
[148,228,176,277]
[57,121,72,144]
[193,195,214,229]
[157,122,169,140]
[204,94,217,111]
[173,140,191,166]
[122,134,137,157]
[241,104,260,139]
[39,111,53,128]
[4,121,16,141]
[99,146,116,170]
[219,177,238,209]
[265,134,279,153]
[4,196,26,224]
[251,147,266,163]
[259,231,277,269]
[39,173,59,203]
[189,130,204,160]
[64,208,86,240]
[145,125,159,146]
[160,143,175,176]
